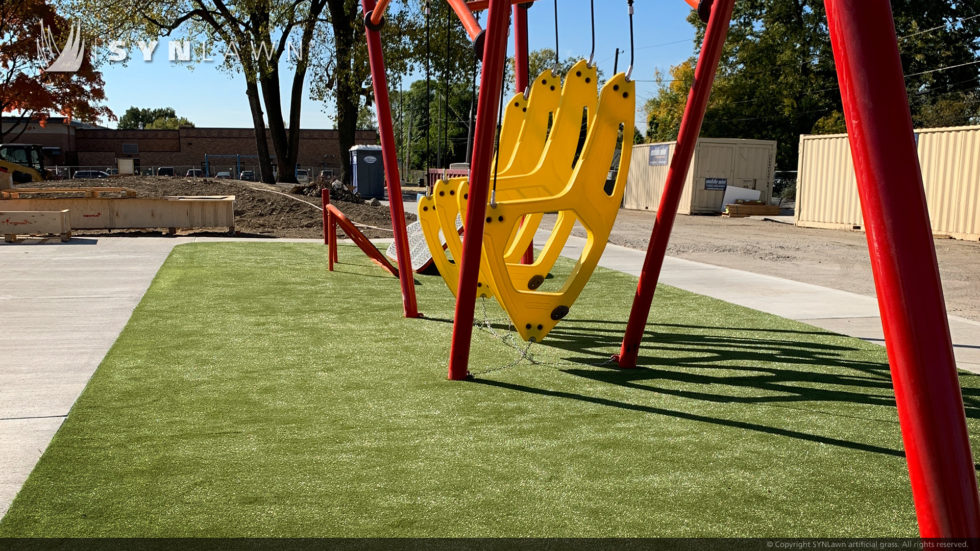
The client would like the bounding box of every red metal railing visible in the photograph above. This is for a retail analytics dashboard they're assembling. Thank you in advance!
[426,168,470,189]
[322,188,398,277]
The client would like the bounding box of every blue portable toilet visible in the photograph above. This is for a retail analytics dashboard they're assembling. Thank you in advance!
[349,145,385,199]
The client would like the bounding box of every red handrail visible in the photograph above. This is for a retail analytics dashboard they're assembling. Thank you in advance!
[324,200,399,277]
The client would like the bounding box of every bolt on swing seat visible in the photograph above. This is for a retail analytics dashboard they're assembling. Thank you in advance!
[476,71,634,342]
[419,59,599,298]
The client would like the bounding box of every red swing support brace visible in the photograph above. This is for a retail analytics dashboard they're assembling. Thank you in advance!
[447,0,511,381]
[825,0,980,536]
[361,0,419,318]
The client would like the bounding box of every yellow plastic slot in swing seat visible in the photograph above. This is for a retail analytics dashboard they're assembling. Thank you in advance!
[479,73,635,342]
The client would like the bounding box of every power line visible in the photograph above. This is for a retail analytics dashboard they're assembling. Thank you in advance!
[898,13,980,40]
[905,59,980,78]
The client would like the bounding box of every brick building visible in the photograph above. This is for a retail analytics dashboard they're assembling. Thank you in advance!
[2,117,378,177]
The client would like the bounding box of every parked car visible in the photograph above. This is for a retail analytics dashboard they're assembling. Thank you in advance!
[214,171,232,179]
[157,166,175,177]
[296,169,310,184]
[72,170,109,179]
[186,169,203,177]
[239,170,255,181]
[105,168,119,175]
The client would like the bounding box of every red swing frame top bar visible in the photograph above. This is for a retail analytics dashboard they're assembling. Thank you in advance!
[368,0,543,41]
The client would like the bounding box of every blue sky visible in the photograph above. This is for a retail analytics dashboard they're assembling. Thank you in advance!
[94,0,699,132]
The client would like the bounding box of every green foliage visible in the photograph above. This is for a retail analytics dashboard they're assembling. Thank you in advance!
[145,116,194,130]
[391,78,474,170]
[4,242,980,536]
[644,1,980,169]
[810,111,847,135]
[118,106,193,130]
[644,62,695,143]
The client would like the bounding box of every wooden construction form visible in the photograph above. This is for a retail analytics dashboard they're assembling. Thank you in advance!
[0,196,235,233]
[1,187,138,199]
[1,210,71,242]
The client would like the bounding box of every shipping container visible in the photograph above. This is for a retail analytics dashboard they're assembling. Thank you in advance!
[796,125,980,241]
[625,138,777,214]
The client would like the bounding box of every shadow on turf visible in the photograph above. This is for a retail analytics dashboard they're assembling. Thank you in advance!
[547,319,980,415]
[469,318,980,468]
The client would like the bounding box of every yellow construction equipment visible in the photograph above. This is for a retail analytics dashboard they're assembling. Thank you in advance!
[0,144,47,185]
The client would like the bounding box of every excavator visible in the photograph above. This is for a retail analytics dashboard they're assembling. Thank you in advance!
[0,144,47,186]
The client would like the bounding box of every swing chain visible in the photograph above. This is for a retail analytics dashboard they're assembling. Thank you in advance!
[625,0,635,81]
[552,0,560,72]
[587,0,596,67]
[471,298,538,376]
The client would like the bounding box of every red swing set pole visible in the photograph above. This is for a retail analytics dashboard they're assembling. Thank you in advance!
[361,0,419,318]
[614,0,735,368]
[825,0,980,536]
[447,0,511,381]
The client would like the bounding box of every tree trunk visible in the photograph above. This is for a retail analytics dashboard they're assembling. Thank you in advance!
[245,78,275,184]
[328,0,357,186]
[284,1,325,183]
[259,68,294,183]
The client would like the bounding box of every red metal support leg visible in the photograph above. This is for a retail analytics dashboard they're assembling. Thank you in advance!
[362,0,419,318]
[513,2,534,265]
[331,219,338,265]
[447,0,511,381]
[328,188,330,250]
[323,189,335,271]
[825,0,980,537]
[614,0,735,369]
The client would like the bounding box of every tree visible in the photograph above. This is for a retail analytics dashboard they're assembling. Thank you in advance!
[76,0,329,183]
[644,2,980,169]
[309,0,472,182]
[391,78,473,171]
[118,106,194,129]
[0,0,112,142]
[146,116,195,129]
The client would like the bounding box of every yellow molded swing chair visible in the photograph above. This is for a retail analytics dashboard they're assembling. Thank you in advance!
[418,64,566,296]
[478,72,635,342]
[419,60,599,297]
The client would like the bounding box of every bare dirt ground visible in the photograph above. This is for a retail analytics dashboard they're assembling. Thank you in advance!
[26,176,413,239]
[601,209,980,322]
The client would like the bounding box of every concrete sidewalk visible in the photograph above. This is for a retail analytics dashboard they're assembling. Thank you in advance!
[2,232,978,520]
[0,237,180,518]
[563,235,980,374]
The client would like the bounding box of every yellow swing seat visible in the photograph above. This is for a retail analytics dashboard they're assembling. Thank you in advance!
[479,72,635,342]
[420,60,599,298]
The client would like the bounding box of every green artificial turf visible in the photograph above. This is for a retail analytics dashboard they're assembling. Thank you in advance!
[2,242,980,537]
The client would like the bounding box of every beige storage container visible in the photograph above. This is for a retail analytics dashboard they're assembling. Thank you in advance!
[796,125,980,241]
[625,138,777,214]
